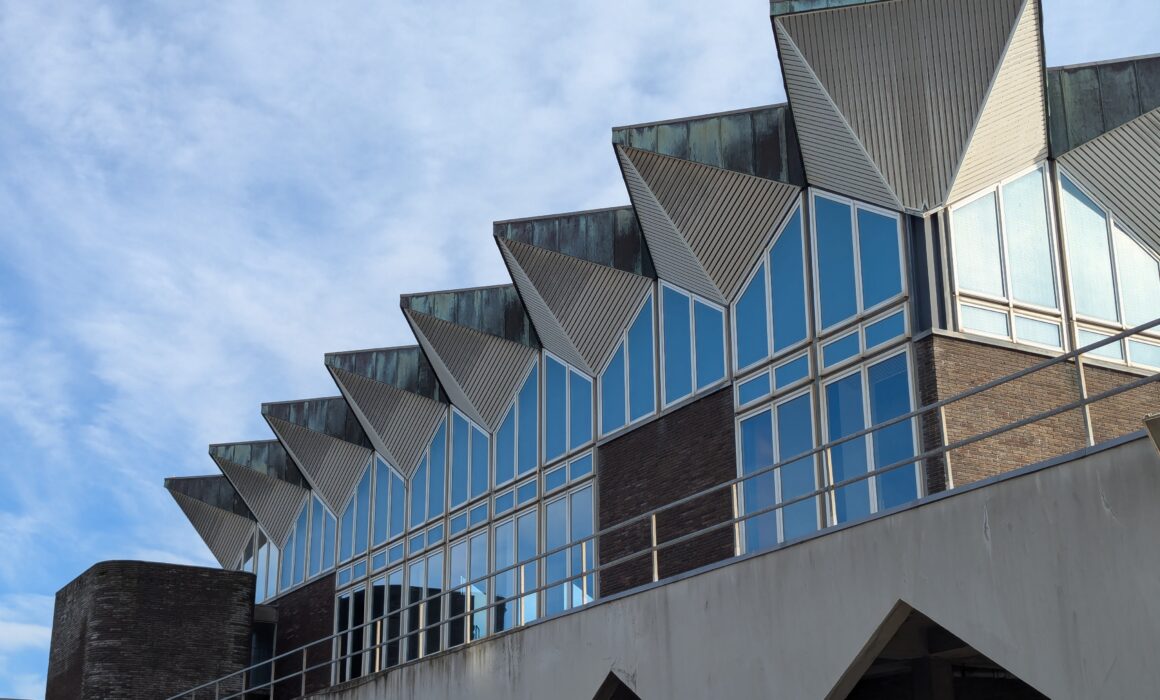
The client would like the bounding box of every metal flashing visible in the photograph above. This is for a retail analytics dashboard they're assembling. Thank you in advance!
[263,415,373,514]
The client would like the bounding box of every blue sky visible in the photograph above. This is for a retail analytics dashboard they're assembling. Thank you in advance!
[0,1,1154,696]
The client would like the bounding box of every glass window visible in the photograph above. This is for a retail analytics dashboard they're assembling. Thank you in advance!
[339,497,354,563]
[694,300,726,389]
[373,458,391,547]
[822,331,860,368]
[447,540,467,648]
[864,310,906,350]
[496,409,516,487]
[409,456,427,529]
[662,284,693,404]
[425,551,443,655]
[428,421,446,519]
[825,373,871,524]
[545,355,568,462]
[1078,328,1123,361]
[309,497,324,577]
[771,209,808,352]
[774,354,810,389]
[952,193,1005,298]
[739,410,776,553]
[1014,315,1062,349]
[857,208,903,309]
[1129,339,1160,368]
[628,296,656,422]
[867,353,918,511]
[385,569,403,667]
[960,304,1010,337]
[777,394,818,542]
[293,504,308,585]
[1002,170,1057,308]
[735,265,770,369]
[570,486,595,608]
[569,371,592,450]
[815,196,859,329]
[280,531,293,591]
[600,345,626,435]
[321,512,335,572]
[517,509,538,624]
[1061,177,1118,322]
[737,372,771,406]
[1113,225,1160,327]
[405,559,423,661]
[517,365,538,475]
[451,412,469,508]
[470,427,489,500]
[493,520,515,633]
[389,469,405,540]
[354,467,371,557]
[469,531,489,640]
[544,497,568,616]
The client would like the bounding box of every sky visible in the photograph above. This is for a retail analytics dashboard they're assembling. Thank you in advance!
[0,0,1155,696]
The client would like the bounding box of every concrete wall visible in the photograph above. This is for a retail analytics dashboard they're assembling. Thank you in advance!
[46,561,254,700]
[306,434,1160,699]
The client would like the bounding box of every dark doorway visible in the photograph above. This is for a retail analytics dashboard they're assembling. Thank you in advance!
[593,671,643,700]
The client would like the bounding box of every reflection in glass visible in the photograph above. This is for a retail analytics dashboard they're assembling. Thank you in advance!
[815,196,858,329]
[736,265,770,368]
[545,356,567,462]
[545,497,568,616]
[409,457,427,529]
[777,395,818,541]
[952,193,1005,298]
[493,520,515,633]
[662,285,693,404]
[569,371,593,450]
[1113,225,1160,326]
[600,345,626,434]
[469,531,489,640]
[739,410,776,553]
[451,412,469,508]
[867,354,918,511]
[517,366,539,475]
[628,296,656,422]
[1061,177,1118,322]
[771,209,808,352]
[427,422,446,519]
[694,301,726,389]
[825,373,871,523]
[570,486,595,608]
[517,509,538,624]
[1002,170,1057,308]
[470,427,489,500]
[447,541,467,647]
[857,208,902,309]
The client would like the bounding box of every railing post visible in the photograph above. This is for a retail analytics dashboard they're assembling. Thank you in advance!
[302,646,307,696]
[213,679,219,700]
[938,404,954,489]
[649,514,659,582]
[1076,355,1096,447]
[822,446,837,527]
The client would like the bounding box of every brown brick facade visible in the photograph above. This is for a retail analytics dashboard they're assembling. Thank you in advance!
[46,561,254,700]
[271,572,336,699]
[597,387,736,597]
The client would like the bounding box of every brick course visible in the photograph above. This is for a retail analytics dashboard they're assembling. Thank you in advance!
[597,387,736,597]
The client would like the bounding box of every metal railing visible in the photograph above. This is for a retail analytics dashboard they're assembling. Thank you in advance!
[169,318,1160,700]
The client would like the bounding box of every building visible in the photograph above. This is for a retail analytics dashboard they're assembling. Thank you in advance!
[46,0,1160,698]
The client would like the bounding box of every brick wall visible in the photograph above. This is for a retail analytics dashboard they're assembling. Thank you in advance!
[597,387,736,597]
[46,561,254,700]
[1084,364,1160,445]
[271,572,336,699]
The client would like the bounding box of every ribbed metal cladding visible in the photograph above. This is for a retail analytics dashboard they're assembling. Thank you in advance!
[213,456,309,548]
[499,237,654,375]
[406,309,539,432]
[776,0,1026,211]
[328,365,448,476]
[618,146,803,302]
[264,415,373,514]
[168,490,256,569]
[949,0,1048,203]
[209,440,310,489]
[774,25,901,211]
[1058,108,1160,255]
[618,147,723,304]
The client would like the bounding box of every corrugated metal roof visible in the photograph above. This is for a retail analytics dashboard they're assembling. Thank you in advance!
[164,474,253,519]
[208,440,310,489]
[262,396,372,449]
[167,488,256,569]
[770,0,888,17]
[328,365,448,476]
[405,309,538,432]
[498,238,654,375]
[212,456,310,548]
[612,104,805,185]
[264,415,374,514]
[494,207,655,277]
[617,146,804,302]
[1047,53,1160,156]
[324,346,445,402]
[1058,107,1160,255]
[402,285,538,347]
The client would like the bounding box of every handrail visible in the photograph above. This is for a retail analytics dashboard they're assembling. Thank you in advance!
[169,318,1160,699]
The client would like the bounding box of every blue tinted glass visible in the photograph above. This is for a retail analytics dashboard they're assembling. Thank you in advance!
[279,534,293,590]
[777,394,817,541]
[770,210,808,352]
[517,479,537,505]
[952,193,1005,297]
[822,331,860,368]
[1078,329,1123,360]
[740,410,776,553]
[409,458,427,529]
[371,550,386,572]
[517,366,538,475]
[1061,177,1118,322]
[336,567,351,588]
[496,408,516,486]
[451,413,469,507]
[389,471,406,539]
[294,505,308,584]
[737,372,771,406]
[1014,315,1061,348]
[469,502,489,527]
[1113,225,1160,326]
[1130,340,1160,368]
[352,561,366,580]
[322,511,335,570]
[354,469,371,555]
[815,197,858,329]
[388,543,404,563]
[470,427,490,500]
[545,356,567,462]
[545,498,568,614]
[662,285,693,404]
[774,355,810,390]
[694,301,726,389]
[449,511,468,536]
[309,497,323,576]
[339,497,354,562]
[960,304,1010,337]
[628,297,656,421]
[867,354,918,511]
[569,371,593,450]
[825,373,871,523]
[427,421,446,518]
[570,487,595,608]
[544,466,567,492]
[1002,170,1057,308]
[600,344,626,434]
[409,533,425,554]
[857,208,903,309]
[373,459,390,546]
[569,453,593,481]
[493,520,515,632]
[865,311,906,349]
[428,523,444,545]
[495,490,514,515]
[735,265,770,368]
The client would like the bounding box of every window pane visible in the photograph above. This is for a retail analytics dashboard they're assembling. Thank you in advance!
[662,285,693,404]
[1014,315,1061,349]
[739,410,776,553]
[776,395,817,541]
[470,427,489,500]
[322,512,335,570]
[1113,225,1160,326]
[735,265,770,368]
[857,208,903,309]
[496,408,516,486]
[774,355,810,389]
[1078,328,1123,361]
[355,470,371,556]
[310,497,323,576]
[600,345,626,434]
[570,486,594,608]
[517,366,538,476]
[545,356,567,462]
[389,471,406,540]
[280,533,293,591]
[409,458,427,529]
[517,509,538,624]
[1061,177,1118,322]
[405,561,423,661]
[864,311,906,350]
[569,371,593,450]
[822,331,860,368]
[428,421,446,519]
[815,196,858,329]
[545,498,568,615]
[825,373,871,524]
[628,296,656,421]
[1002,170,1057,308]
[451,413,469,508]
[469,532,489,639]
[771,209,808,352]
[1129,340,1160,368]
[447,541,467,647]
[293,505,308,585]
[425,552,443,654]
[694,301,726,389]
[373,459,390,546]
[494,520,515,632]
[569,453,593,480]
[960,304,1010,338]
[952,193,1004,298]
[737,372,771,406]
[339,498,354,563]
[867,354,918,511]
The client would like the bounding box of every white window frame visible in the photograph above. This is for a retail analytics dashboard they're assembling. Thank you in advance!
[659,280,729,408]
